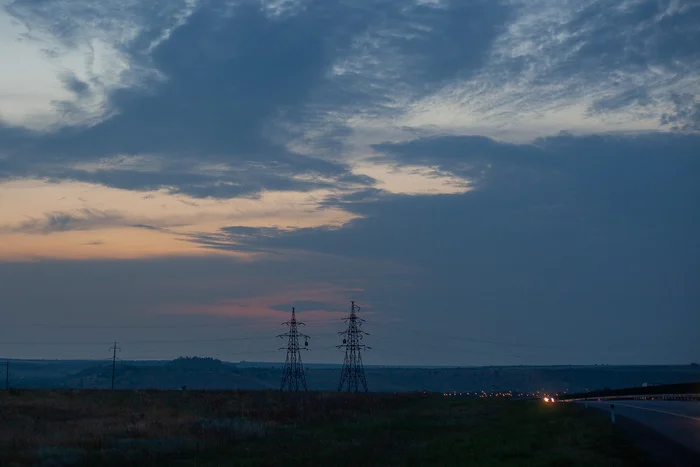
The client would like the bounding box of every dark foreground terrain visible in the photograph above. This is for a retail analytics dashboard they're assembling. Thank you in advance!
[0,390,652,466]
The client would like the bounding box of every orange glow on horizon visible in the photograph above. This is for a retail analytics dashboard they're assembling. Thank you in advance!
[0,178,359,261]
[0,228,247,261]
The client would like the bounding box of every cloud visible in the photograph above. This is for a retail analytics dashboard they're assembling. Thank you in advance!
[182,132,700,362]
[129,224,169,232]
[3,0,697,199]
[12,208,124,234]
[190,132,700,265]
[0,0,511,198]
[59,73,91,99]
[0,0,698,364]
[191,132,700,261]
[286,0,700,156]
[6,207,189,235]
[82,240,105,245]
[661,93,700,132]
[269,300,341,313]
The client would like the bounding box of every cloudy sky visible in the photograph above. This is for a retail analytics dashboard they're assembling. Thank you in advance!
[0,0,698,365]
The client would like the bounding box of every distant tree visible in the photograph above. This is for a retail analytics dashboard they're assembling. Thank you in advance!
[168,357,224,370]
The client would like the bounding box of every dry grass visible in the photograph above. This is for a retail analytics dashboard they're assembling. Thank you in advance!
[0,390,651,467]
[0,389,414,466]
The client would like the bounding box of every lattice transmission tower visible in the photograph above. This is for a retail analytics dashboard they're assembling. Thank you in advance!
[338,301,370,392]
[278,307,309,392]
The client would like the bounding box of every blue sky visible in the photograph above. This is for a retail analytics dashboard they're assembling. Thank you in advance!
[0,0,698,365]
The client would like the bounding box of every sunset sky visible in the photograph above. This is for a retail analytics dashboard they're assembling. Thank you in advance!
[1,0,698,365]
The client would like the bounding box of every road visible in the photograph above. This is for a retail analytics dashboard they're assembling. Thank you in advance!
[579,400,700,455]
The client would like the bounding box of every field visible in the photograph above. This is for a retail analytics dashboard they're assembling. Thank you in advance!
[0,390,652,466]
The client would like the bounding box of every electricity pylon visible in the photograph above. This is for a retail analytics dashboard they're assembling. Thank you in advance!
[109,342,120,390]
[4,360,11,390]
[338,301,370,392]
[278,307,309,391]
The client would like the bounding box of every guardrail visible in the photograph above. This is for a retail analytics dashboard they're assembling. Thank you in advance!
[557,381,700,402]
[563,393,700,402]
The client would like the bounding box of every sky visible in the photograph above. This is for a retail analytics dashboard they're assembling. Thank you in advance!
[0,0,698,366]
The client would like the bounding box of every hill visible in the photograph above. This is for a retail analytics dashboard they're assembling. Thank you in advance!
[5,358,700,394]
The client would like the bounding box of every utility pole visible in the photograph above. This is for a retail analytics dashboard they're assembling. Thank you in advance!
[109,342,120,390]
[278,307,310,392]
[337,301,370,392]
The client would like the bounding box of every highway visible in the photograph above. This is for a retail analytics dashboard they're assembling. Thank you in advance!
[579,400,700,455]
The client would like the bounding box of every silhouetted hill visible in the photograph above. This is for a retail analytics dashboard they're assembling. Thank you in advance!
[167,356,228,370]
[5,359,699,394]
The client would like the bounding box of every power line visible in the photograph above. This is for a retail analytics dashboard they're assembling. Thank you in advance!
[337,301,369,393]
[368,320,559,349]
[6,317,344,330]
[367,320,661,359]
[0,336,270,346]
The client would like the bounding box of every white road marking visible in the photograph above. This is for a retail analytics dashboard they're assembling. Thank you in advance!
[605,403,700,422]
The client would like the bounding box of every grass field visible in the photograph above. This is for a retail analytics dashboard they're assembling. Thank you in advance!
[0,390,652,466]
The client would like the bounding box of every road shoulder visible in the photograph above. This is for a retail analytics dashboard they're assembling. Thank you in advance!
[605,412,700,467]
